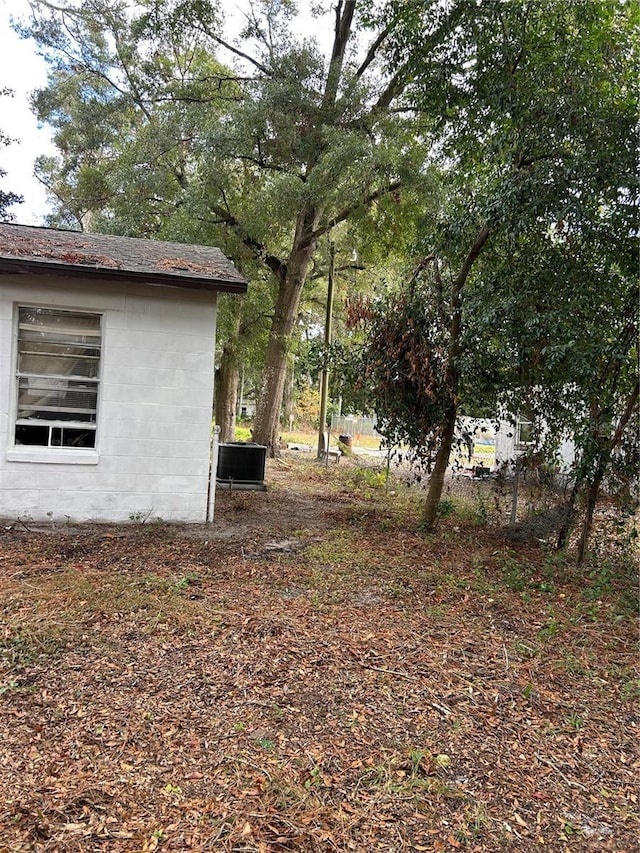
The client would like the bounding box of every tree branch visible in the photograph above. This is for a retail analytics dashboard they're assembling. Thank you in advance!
[355,22,394,80]
[195,27,271,77]
[370,68,406,116]
[321,0,356,110]
[611,379,639,450]
[346,65,410,133]
[310,179,402,243]
[112,26,153,121]
[453,223,491,290]
[204,204,286,284]
[235,152,305,181]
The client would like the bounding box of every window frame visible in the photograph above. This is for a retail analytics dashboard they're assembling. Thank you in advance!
[8,304,103,464]
[515,416,534,451]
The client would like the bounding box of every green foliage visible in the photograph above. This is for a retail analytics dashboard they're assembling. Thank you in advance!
[345,466,387,493]
[294,386,321,429]
[360,0,639,545]
[435,500,455,519]
[301,337,372,417]
[169,573,200,593]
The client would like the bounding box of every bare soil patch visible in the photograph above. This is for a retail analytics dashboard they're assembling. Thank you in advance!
[1,454,637,852]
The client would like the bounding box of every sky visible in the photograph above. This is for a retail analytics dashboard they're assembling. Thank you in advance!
[0,0,54,224]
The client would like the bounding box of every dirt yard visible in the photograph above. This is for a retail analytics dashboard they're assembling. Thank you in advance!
[0,453,637,852]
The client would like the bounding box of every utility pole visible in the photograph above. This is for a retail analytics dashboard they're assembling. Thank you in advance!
[317,241,336,458]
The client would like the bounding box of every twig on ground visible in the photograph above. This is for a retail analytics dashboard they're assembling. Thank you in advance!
[535,753,589,791]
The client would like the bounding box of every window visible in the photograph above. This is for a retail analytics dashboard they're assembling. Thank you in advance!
[15,307,101,449]
[515,416,533,449]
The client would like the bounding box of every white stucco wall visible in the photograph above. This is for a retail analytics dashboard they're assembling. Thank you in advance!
[495,419,575,472]
[0,274,218,521]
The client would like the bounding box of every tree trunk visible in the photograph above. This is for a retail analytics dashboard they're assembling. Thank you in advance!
[252,207,319,454]
[422,404,457,530]
[215,344,240,443]
[556,477,581,551]
[576,380,639,563]
[421,292,461,531]
[558,380,639,559]
[576,466,605,565]
[419,225,491,528]
[247,5,359,455]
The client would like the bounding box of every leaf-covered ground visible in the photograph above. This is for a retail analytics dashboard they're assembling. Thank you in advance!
[1,455,637,852]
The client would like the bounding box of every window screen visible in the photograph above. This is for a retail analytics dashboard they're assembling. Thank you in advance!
[15,307,101,449]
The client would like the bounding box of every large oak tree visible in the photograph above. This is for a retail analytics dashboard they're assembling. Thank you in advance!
[22,0,421,452]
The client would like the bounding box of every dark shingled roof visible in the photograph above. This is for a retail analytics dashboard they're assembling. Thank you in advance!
[0,223,247,294]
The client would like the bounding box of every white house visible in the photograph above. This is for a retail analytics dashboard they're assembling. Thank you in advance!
[0,223,246,522]
[494,415,575,473]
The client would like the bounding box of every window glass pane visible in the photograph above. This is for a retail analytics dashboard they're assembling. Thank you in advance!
[59,427,96,448]
[19,307,100,335]
[18,343,100,378]
[15,424,50,446]
[17,377,98,421]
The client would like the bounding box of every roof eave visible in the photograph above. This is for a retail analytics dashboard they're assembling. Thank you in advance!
[0,257,248,295]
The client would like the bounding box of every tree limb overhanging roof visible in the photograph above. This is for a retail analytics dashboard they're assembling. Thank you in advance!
[0,223,247,294]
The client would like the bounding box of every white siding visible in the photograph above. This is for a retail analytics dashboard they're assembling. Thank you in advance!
[495,419,575,472]
[0,275,218,521]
